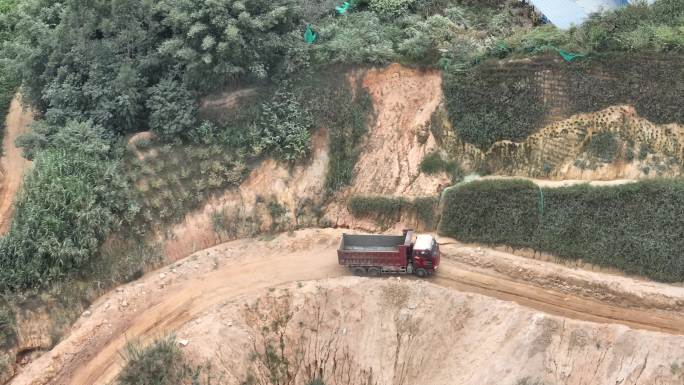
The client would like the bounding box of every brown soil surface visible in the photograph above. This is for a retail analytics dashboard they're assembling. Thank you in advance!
[0,95,32,234]
[9,229,684,385]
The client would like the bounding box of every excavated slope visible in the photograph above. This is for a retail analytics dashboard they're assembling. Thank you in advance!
[9,229,684,385]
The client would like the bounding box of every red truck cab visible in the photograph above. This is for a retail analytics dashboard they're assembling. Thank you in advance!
[411,234,441,274]
[337,230,440,277]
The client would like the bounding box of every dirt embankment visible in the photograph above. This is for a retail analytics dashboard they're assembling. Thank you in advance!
[0,95,32,233]
[163,65,450,260]
[9,229,684,385]
[159,64,684,263]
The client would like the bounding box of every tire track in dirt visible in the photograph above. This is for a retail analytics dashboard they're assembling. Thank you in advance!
[10,229,684,385]
[0,95,32,234]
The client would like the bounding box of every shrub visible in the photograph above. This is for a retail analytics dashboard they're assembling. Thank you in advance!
[324,88,373,193]
[439,179,684,282]
[147,78,198,139]
[0,302,16,349]
[348,195,440,228]
[118,337,192,385]
[251,89,312,162]
[443,61,547,149]
[585,132,619,162]
[369,0,417,17]
[348,196,408,220]
[413,197,440,228]
[420,151,463,183]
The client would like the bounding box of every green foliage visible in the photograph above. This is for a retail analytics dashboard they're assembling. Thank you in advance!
[412,196,440,228]
[585,132,619,162]
[147,79,198,139]
[118,336,212,385]
[289,73,374,194]
[444,53,683,148]
[307,380,326,385]
[369,0,417,17]
[0,301,16,349]
[348,196,407,220]
[0,0,17,14]
[348,195,440,228]
[443,60,547,149]
[419,151,463,182]
[127,143,246,229]
[0,72,16,157]
[251,89,312,161]
[440,179,684,282]
[0,121,136,291]
[498,0,684,56]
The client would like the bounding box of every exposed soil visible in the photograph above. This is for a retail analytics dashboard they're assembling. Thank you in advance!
[9,229,684,385]
[0,95,32,234]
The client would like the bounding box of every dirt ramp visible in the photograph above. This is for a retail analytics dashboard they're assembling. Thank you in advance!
[179,278,684,385]
[0,95,32,234]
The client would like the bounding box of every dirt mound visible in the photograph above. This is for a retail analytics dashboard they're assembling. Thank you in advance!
[178,278,684,385]
[10,228,684,385]
[0,95,32,234]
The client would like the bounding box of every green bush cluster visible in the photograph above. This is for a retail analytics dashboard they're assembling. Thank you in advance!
[0,72,15,156]
[118,336,212,385]
[147,78,198,139]
[290,72,374,194]
[0,121,136,291]
[497,0,683,57]
[126,143,247,229]
[585,131,619,162]
[0,301,16,349]
[439,179,684,282]
[250,89,313,162]
[348,195,439,228]
[420,151,463,182]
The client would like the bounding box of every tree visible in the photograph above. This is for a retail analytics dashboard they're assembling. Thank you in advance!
[147,78,198,139]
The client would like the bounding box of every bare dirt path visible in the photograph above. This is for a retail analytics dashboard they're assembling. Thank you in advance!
[10,229,684,385]
[0,95,32,233]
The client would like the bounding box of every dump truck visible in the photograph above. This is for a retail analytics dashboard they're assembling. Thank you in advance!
[337,230,440,277]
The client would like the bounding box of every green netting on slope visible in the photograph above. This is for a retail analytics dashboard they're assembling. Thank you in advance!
[557,49,585,62]
[304,25,317,44]
[336,2,351,14]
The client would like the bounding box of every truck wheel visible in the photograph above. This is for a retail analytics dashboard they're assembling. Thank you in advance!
[367,267,381,277]
[352,267,366,276]
[415,268,428,278]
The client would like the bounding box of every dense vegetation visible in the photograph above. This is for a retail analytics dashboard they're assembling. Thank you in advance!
[348,195,440,228]
[444,53,684,149]
[443,0,684,149]
[0,121,135,291]
[420,151,463,183]
[440,179,684,282]
[0,0,19,154]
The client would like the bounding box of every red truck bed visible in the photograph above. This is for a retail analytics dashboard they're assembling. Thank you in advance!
[337,232,412,268]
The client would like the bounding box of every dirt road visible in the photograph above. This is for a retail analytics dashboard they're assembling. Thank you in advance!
[10,229,684,385]
[0,95,32,233]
